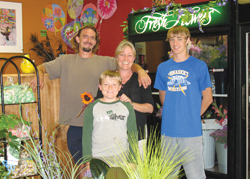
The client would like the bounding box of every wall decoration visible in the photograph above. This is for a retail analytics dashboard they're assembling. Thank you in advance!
[0,1,23,53]
[80,3,99,27]
[67,0,84,19]
[97,0,117,21]
[61,19,82,48]
[41,4,66,33]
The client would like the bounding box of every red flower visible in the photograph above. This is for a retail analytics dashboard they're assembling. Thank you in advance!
[212,101,227,127]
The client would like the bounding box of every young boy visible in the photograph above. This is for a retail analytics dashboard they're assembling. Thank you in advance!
[154,25,213,179]
[82,70,137,172]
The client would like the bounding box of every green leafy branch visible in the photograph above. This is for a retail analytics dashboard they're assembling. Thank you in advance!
[120,20,128,40]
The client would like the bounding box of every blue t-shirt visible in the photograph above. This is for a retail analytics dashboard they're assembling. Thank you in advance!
[154,56,212,137]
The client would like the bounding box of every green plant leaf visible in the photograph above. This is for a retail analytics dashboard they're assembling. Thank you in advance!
[90,158,110,179]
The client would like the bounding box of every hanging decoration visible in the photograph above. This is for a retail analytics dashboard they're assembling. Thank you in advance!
[96,0,117,54]
[97,0,117,22]
[61,19,82,48]
[80,3,99,27]
[67,0,84,19]
[41,4,65,33]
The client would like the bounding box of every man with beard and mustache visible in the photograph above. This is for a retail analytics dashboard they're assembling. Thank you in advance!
[30,25,151,178]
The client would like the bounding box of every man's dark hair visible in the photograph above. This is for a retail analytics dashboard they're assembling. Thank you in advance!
[71,25,100,53]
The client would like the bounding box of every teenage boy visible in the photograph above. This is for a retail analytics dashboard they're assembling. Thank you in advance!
[82,70,137,175]
[154,25,213,179]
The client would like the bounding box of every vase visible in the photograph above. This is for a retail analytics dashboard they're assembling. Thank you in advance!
[20,53,35,74]
[215,142,227,174]
[202,129,216,169]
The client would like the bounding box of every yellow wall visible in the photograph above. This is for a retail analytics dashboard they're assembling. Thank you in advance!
[0,0,67,74]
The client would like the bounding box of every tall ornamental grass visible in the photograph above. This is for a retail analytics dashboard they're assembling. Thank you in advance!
[100,130,193,179]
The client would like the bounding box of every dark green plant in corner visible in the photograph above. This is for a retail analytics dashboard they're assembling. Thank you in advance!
[0,113,29,179]
[90,158,128,179]
[0,113,28,154]
[90,158,110,179]
[0,163,10,178]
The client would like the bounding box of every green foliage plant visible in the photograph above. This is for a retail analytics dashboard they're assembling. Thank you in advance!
[90,158,110,179]
[120,20,128,41]
[0,113,30,178]
[2,106,89,178]
[0,163,11,178]
[17,122,88,178]
[0,113,29,154]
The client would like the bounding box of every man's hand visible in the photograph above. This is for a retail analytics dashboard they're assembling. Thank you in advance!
[29,65,46,92]
[30,75,44,92]
[138,69,151,88]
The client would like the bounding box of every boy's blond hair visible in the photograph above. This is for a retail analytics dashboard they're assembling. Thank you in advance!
[166,25,191,41]
[99,70,122,85]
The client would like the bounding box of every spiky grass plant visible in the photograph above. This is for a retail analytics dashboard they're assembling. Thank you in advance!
[4,106,88,179]
[99,129,193,179]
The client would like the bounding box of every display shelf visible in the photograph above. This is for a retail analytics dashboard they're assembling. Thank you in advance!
[0,56,42,179]
[213,94,228,97]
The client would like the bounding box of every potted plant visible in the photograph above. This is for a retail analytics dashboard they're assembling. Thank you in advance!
[0,113,26,154]
[89,131,192,179]
[210,101,228,174]
[0,113,28,179]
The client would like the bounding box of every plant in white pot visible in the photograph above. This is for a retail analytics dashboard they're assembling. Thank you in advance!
[210,101,228,174]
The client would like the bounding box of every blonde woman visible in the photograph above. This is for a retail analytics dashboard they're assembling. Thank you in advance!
[97,41,154,154]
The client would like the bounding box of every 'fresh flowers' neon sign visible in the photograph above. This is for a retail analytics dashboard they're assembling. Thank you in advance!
[135,7,220,34]
[129,3,229,35]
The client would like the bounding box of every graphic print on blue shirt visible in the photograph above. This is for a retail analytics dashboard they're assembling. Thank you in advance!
[107,110,125,121]
[167,70,191,96]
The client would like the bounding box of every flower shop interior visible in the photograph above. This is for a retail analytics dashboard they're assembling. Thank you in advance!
[1,0,250,178]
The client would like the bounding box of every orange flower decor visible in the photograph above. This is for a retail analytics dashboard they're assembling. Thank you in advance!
[76,92,94,118]
[81,92,94,105]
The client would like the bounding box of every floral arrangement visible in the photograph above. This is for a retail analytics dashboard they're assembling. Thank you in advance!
[188,39,227,69]
[210,101,228,148]
[76,92,94,118]
[155,103,162,118]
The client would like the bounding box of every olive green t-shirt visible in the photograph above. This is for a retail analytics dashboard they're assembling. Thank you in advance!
[44,54,116,126]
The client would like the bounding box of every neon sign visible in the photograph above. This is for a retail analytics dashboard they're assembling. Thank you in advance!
[128,3,229,35]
